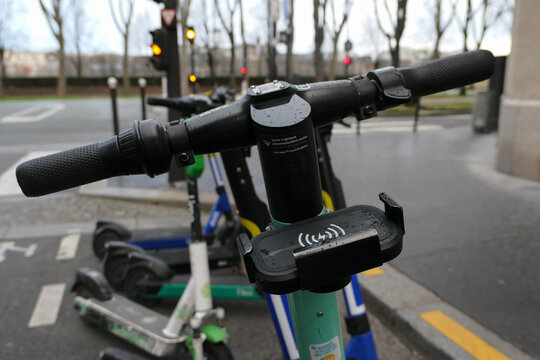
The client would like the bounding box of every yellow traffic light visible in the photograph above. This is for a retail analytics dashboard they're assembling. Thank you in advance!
[189,74,197,83]
[151,44,162,56]
[186,29,195,41]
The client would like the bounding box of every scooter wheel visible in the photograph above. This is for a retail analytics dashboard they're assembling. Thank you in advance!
[123,269,162,308]
[103,256,130,291]
[93,229,123,259]
[203,341,234,360]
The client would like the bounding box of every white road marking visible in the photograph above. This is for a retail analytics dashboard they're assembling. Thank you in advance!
[28,283,66,328]
[1,103,65,123]
[0,151,57,196]
[0,241,37,262]
[55,230,81,260]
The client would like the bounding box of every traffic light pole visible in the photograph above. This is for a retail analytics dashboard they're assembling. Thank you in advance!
[161,0,185,182]
[163,0,181,122]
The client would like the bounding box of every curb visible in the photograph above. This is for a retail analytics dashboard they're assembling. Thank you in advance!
[78,181,219,211]
[358,264,534,360]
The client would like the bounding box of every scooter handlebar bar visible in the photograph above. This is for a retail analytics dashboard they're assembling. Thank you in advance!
[16,51,494,197]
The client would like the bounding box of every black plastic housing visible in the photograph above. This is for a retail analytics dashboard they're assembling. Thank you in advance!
[238,193,404,294]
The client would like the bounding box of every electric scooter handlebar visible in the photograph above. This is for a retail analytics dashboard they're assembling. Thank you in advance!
[16,50,494,197]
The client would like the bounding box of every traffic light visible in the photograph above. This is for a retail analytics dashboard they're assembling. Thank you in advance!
[188,74,197,83]
[186,26,195,44]
[344,56,351,66]
[241,67,247,75]
[150,28,169,71]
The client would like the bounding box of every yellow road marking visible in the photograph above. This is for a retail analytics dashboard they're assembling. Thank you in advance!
[362,268,384,277]
[420,310,510,360]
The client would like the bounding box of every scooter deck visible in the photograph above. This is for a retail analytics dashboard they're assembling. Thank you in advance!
[74,294,185,357]
[153,241,240,273]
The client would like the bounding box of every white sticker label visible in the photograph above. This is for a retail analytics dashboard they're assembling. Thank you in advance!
[309,336,342,360]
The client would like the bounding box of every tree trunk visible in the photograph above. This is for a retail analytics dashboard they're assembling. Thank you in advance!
[0,48,4,97]
[313,0,326,82]
[285,0,294,82]
[229,32,236,89]
[58,38,66,98]
[122,32,130,95]
[207,48,215,85]
[391,41,400,67]
[76,52,82,77]
[459,30,468,95]
[432,36,441,59]
[328,38,339,80]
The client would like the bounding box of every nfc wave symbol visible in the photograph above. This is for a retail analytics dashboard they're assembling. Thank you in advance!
[297,224,346,247]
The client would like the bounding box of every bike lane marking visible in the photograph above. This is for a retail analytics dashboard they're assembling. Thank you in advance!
[0,103,65,123]
[28,283,66,328]
[55,229,81,260]
[0,151,57,196]
[0,241,37,262]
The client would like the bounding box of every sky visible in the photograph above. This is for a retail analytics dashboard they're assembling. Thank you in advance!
[7,0,513,58]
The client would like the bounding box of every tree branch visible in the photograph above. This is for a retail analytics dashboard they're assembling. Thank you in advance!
[39,0,60,40]
[373,0,392,39]
[108,0,126,36]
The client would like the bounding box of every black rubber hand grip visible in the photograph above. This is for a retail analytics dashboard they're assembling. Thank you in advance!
[16,143,116,197]
[147,97,177,107]
[16,120,174,197]
[398,50,495,96]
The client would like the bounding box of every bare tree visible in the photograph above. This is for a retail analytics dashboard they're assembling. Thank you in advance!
[327,0,354,80]
[239,0,249,84]
[451,0,476,94]
[373,0,409,67]
[451,0,474,52]
[214,0,238,89]
[178,0,192,96]
[313,0,329,82]
[285,0,295,81]
[362,17,384,67]
[67,1,87,77]
[0,0,15,96]
[39,0,72,98]
[201,0,217,84]
[471,0,509,49]
[430,0,453,59]
[108,0,134,95]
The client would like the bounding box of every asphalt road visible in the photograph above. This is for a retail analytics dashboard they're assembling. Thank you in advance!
[0,98,538,358]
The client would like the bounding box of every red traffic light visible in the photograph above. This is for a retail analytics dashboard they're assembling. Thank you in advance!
[241,67,247,75]
[344,56,351,65]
